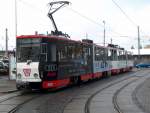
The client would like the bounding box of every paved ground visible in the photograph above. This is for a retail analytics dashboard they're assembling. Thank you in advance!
[134,73,150,113]
[0,69,150,113]
[64,69,149,113]
[0,75,17,93]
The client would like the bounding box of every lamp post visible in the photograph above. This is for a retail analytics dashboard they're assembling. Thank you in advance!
[137,26,140,59]
[5,28,8,58]
[103,20,105,46]
[15,0,17,37]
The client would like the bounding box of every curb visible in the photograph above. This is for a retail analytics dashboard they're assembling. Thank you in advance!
[0,89,18,94]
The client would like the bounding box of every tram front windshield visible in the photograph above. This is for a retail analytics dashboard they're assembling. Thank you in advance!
[17,38,41,62]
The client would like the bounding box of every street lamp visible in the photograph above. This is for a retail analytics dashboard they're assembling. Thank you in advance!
[15,0,17,37]
[103,20,105,46]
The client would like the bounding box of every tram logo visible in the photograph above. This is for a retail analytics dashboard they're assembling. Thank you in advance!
[23,68,31,77]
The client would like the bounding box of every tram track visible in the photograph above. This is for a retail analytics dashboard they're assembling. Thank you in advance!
[112,79,138,113]
[84,71,145,113]
[8,93,40,113]
[6,69,148,113]
[0,90,41,113]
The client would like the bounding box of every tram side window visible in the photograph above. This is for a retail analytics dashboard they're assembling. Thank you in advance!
[41,44,47,62]
[50,44,56,62]
[118,51,123,61]
[58,45,67,61]
[127,54,129,60]
[67,45,75,59]
[123,51,126,60]
[75,45,82,59]
[100,48,105,60]
[87,47,91,56]
[58,44,83,61]
[83,47,90,59]
[58,43,90,61]
[108,49,112,60]
[117,51,120,60]
[122,51,126,60]
[95,47,100,61]
[112,50,118,60]
[104,49,108,60]
[88,48,91,56]
[95,47,105,61]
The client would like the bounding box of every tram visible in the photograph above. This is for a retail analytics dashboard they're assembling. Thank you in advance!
[16,35,133,89]
[16,1,133,89]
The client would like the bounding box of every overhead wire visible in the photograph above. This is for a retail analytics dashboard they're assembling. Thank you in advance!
[66,7,104,28]
[111,0,137,27]
[17,0,135,40]
[18,0,45,13]
[66,7,127,37]
[111,0,150,47]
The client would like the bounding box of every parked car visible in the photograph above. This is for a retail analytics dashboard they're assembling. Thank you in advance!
[135,63,150,68]
[0,61,9,74]
[2,59,9,67]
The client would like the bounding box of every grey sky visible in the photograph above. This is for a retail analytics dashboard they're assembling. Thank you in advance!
[0,0,150,50]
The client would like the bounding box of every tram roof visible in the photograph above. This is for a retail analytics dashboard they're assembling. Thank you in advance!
[17,35,129,52]
[17,35,69,40]
[17,35,93,45]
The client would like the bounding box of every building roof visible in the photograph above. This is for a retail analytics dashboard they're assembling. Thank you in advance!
[130,49,150,55]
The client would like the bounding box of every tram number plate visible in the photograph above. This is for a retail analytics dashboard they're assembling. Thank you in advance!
[45,64,57,71]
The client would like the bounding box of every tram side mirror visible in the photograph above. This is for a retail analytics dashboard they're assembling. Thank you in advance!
[12,68,16,74]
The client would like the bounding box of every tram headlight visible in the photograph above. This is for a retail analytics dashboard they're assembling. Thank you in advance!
[34,73,39,79]
[17,73,22,79]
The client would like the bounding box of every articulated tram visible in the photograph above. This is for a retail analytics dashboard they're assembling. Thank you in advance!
[16,1,133,90]
[16,35,133,89]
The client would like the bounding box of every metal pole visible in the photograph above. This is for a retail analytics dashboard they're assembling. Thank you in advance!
[15,0,17,37]
[14,0,17,81]
[86,33,88,39]
[103,20,105,46]
[137,26,140,59]
[5,28,8,58]
[110,38,112,44]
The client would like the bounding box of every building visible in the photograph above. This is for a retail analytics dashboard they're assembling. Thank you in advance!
[130,49,150,65]
[0,50,15,59]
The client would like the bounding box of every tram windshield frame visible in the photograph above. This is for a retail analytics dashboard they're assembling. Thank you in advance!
[17,38,41,62]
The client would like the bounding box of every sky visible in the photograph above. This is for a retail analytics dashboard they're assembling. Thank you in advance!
[0,0,150,50]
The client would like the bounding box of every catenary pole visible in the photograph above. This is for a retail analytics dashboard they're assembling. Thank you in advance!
[103,20,105,46]
[137,26,140,59]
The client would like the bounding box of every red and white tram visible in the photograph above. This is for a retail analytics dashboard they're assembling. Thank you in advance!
[15,1,133,90]
[16,35,133,89]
